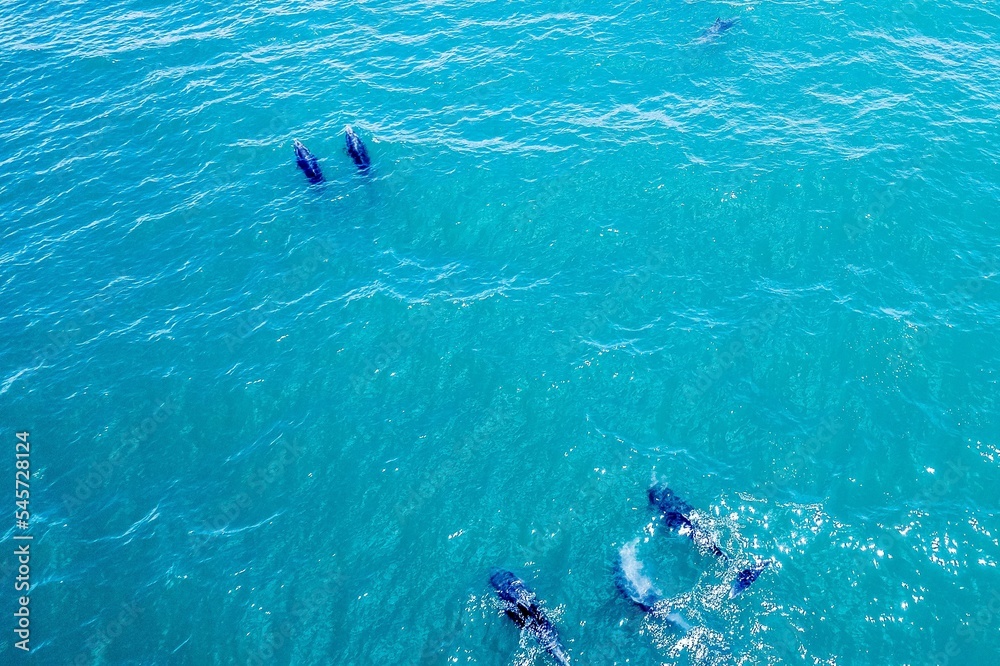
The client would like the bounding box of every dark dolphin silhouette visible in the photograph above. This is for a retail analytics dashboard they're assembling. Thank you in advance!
[648,483,727,559]
[292,139,323,184]
[730,559,773,598]
[490,569,570,666]
[344,125,371,172]
[701,17,738,40]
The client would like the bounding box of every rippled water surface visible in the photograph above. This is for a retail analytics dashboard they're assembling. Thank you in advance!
[2,0,999,663]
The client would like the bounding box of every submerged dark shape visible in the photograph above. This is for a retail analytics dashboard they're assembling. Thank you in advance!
[730,559,772,599]
[490,569,570,666]
[344,125,370,171]
[292,139,324,184]
[648,483,727,560]
[615,539,692,631]
[702,17,738,38]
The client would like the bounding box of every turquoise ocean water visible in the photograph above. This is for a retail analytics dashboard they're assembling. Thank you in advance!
[2,0,999,663]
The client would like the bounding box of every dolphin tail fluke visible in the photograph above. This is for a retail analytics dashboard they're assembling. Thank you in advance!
[649,601,692,633]
[549,645,571,666]
[729,558,774,598]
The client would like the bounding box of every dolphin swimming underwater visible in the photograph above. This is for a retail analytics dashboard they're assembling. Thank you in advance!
[490,569,570,666]
[615,539,692,631]
[699,17,738,41]
[292,139,324,184]
[344,125,371,171]
[730,559,772,598]
[648,483,727,560]
[615,539,660,612]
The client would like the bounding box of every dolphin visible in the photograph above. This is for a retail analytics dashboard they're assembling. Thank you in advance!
[344,125,371,172]
[700,17,738,39]
[615,539,692,631]
[729,559,772,598]
[292,139,324,184]
[648,483,727,560]
[615,539,660,612]
[489,569,570,666]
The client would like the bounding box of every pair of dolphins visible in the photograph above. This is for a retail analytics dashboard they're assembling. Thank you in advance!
[621,484,772,610]
[492,483,771,664]
[292,125,369,184]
